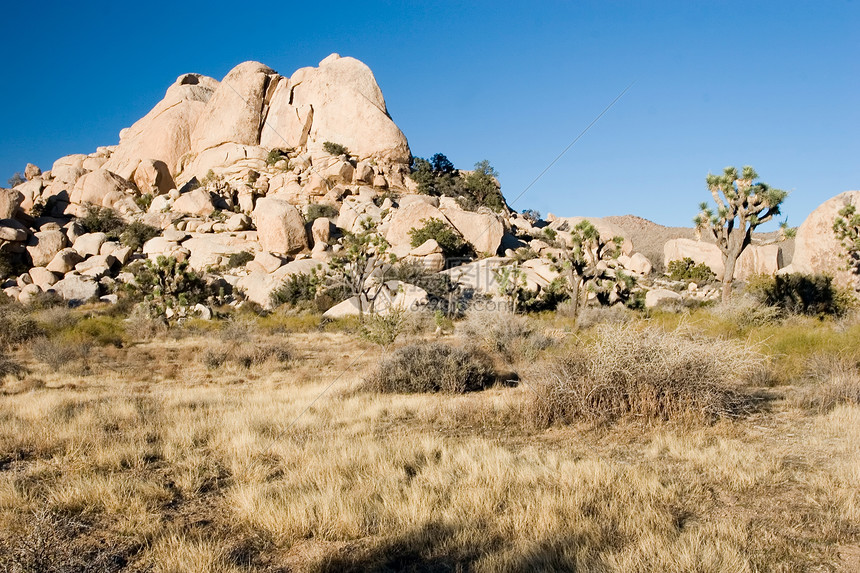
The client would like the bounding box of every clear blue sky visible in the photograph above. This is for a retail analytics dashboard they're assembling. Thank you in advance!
[2,0,858,228]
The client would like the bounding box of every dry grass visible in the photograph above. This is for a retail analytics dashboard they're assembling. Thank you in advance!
[0,311,857,571]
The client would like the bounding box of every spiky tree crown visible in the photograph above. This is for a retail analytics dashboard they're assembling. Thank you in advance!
[694,165,790,250]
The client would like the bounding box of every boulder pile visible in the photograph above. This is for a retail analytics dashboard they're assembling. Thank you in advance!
[2,53,845,315]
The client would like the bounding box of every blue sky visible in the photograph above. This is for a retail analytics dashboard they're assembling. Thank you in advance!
[2,1,858,228]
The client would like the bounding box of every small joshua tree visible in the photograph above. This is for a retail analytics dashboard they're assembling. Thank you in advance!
[327,218,396,320]
[547,220,630,321]
[694,166,790,302]
[833,203,860,290]
[496,264,528,313]
[128,256,207,318]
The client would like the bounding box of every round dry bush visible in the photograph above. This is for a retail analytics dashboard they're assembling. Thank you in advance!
[457,308,553,362]
[528,323,764,425]
[366,342,496,394]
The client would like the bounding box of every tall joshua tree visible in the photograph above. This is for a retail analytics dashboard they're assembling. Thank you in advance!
[694,166,790,302]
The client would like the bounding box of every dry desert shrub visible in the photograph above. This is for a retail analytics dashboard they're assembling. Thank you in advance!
[570,302,636,330]
[458,308,554,362]
[29,337,91,372]
[202,339,293,370]
[528,323,765,425]
[0,303,42,348]
[365,342,495,394]
[712,295,783,329]
[794,353,860,413]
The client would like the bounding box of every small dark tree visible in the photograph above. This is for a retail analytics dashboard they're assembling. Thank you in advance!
[7,172,26,188]
[694,166,790,302]
[430,153,456,174]
[463,160,505,212]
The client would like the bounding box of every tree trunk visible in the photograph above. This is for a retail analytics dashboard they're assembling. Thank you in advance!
[721,229,747,303]
[722,250,739,303]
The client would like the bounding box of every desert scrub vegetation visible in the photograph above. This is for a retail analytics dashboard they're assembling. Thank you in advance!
[528,323,765,426]
[458,308,554,363]
[79,205,125,237]
[409,217,472,258]
[747,272,853,317]
[322,141,350,157]
[1,300,859,570]
[120,220,160,252]
[667,256,717,282]
[365,342,496,393]
[304,202,339,223]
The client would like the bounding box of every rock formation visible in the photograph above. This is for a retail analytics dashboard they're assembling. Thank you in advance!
[785,191,860,289]
[0,53,821,313]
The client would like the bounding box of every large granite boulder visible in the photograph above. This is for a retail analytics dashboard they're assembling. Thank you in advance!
[786,191,860,289]
[252,197,308,254]
[190,62,279,154]
[282,54,410,164]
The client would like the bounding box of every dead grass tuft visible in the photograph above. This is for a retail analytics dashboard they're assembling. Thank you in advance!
[795,353,860,413]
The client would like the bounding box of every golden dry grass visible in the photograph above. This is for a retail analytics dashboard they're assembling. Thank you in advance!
[0,313,857,571]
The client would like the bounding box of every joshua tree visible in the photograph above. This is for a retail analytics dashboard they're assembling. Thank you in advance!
[327,218,396,319]
[833,203,860,290]
[694,166,789,302]
[547,220,629,320]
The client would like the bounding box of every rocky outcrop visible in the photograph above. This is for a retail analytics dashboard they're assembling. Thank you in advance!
[438,198,505,255]
[104,73,219,179]
[786,191,860,289]
[322,280,428,318]
[190,62,279,155]
[0,188,23,219]
[664,238,783,280]
[285,54,410,164]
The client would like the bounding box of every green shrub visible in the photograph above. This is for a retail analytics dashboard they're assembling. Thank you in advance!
[79,206,125,237]
[409,155,506,212]
[271,272,319,308]
[61,315,127,347]
[266,148,292,168]
[269,270,346,311]
[748,273,847,316]
[322,141,350,157]
[365,342,495,394]
[227,251,254,269]
[667,257,716,282]
[305,203,339,223]
[120,221,160,251]
[408,218,472,258]
[134,194,153,211]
